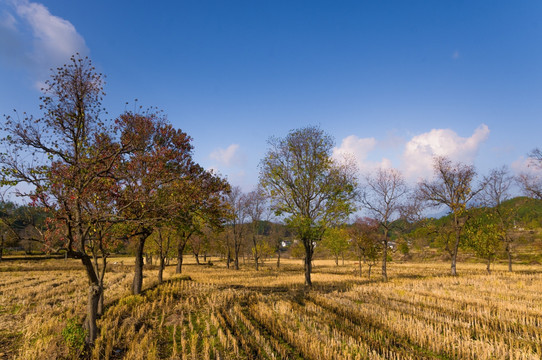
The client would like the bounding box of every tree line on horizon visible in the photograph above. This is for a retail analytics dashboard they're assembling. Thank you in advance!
[2,55,542,348]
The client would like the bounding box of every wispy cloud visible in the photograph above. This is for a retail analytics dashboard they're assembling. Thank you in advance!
[402,124,490,180]
[0,0,88,87]
[209,143,244,167]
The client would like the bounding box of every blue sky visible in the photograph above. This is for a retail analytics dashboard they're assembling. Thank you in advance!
[1,0,542,192]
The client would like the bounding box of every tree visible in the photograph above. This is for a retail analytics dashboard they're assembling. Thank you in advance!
[360,168,408,281]
[481,166,515,271]
[518,148,542,200]
[418,156,481,276]
[245,186,267,270]
[225,186,247,270]
[171,167,229,274]
[1,56,129,345]
[116,111,196,295]
[464,212,503,274]
[349,217,380,278]
[259,126,358,286]
[321,227,349,266]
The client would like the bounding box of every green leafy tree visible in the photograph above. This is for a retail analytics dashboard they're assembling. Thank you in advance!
[322,227,350,266]
[349,217,380,278]
[465,212,503,273]
[259,126,358,286]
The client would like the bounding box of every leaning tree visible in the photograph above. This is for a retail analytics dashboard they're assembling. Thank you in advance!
[259,126,358,286]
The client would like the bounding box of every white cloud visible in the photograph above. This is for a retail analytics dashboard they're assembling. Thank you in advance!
[0,0,88,86]
[402,124,490,180]
[333,135,393,173]
[210,144,243,167]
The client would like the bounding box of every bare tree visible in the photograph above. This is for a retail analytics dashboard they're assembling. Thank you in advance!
[245,186,267,270]
[360,168,408,281]
[226,186,247,270]
[517,148,542,200]
[481,166,515,271]
[418,156,481,276]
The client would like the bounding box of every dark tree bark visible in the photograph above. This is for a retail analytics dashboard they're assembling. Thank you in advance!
[132,234,147,295]
[303,240,314,287]
[176,234,189,274]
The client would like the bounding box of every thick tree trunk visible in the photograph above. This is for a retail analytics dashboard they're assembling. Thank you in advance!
[85,283,101,345]
[132,236,146,295]
[79,254,101,346]
[194,253,200,265]
[303,240,313,287]
[276,250,280,269]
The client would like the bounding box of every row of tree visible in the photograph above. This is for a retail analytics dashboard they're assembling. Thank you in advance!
[2,55,542,348]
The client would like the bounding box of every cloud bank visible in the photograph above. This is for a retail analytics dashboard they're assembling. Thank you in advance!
[402,124,489,180]
[334,124,490,181]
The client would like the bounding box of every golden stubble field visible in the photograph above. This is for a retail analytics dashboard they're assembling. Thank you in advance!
[1,257,541,359]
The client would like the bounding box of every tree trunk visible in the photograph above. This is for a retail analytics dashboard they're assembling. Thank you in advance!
[486,257,491,274]
[79,254,101,346]
[0,234,4,261]
[145,252,152,265]
[176,240,187,274]
[451,216,461,276]
[358,256,362,277]
[382,237,388,282]
[335,255,339,266]
[132,236,146,295]
[255,254,259,271]
[303,240,313,287]
[85,283,101,345]
[158,256,165,283]
[342,254,344,266]
[506,242,513,272]
[203,252,207,262]
[368,264,373,279]
[226,247,231,269]
[194,253,200,265]
[276,250,281,269]
[234,245,240,270]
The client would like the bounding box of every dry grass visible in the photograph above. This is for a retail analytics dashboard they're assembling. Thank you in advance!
[1,257,542,359]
